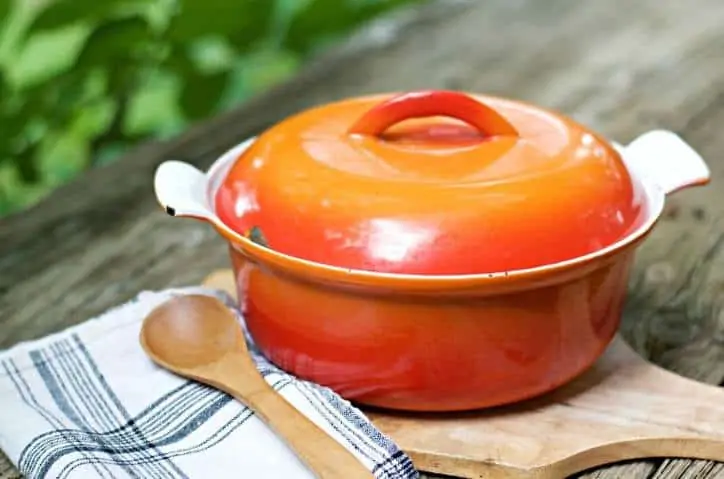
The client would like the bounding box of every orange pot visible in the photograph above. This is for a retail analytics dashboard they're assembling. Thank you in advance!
[154,90,710,411]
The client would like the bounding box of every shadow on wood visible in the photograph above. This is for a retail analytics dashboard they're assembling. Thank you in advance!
[204,268,724,479]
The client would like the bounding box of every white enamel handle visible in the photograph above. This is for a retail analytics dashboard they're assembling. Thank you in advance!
[153,160,217,221]
[620,130,710,194]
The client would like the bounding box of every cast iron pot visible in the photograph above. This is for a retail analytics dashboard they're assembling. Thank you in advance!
[154,90,710,412]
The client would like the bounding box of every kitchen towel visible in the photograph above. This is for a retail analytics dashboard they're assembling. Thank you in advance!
[0,287,418,479]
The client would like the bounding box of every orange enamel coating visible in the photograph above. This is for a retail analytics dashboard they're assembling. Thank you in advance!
[347,90,520,137]
[192,90,694,411]
[215,91,645,275]
[227,242,634,411]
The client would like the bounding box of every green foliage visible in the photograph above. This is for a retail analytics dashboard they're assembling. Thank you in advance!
[166,0,273,47]
[0,0,427,216]
[284,0,417,53]
[28,0,155,32]
[0,0,11,24]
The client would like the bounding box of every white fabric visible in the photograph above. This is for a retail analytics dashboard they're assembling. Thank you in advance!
[0,287,418,479]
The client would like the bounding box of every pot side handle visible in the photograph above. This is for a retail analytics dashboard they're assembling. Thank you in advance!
[619,130,710,194]
[153,160,215,221]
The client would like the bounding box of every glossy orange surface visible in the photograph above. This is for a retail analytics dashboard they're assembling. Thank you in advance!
[228,242,634,411]
[216,90,645,275]
[157,90,708,412]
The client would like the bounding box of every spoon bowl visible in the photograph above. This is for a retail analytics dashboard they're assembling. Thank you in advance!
[141,294,241,369]
[139,294,373,479]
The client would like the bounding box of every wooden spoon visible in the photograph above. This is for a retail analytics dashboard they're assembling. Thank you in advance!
[139,294,374,479]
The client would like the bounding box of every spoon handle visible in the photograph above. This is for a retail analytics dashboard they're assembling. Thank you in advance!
[222,360,375,479]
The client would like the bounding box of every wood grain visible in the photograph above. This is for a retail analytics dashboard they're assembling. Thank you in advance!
[1,0,724,477]
[203,268,724,479]
[140,294,374,479]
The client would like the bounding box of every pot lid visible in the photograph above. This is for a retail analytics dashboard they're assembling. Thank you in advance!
[215,90,646,275]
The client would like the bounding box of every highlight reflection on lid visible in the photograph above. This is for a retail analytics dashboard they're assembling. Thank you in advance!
[215,90,645,275]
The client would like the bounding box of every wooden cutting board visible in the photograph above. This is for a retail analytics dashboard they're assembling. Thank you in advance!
[203,269,724,479]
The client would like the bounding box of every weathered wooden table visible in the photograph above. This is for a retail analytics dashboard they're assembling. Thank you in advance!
[2,0,724,477]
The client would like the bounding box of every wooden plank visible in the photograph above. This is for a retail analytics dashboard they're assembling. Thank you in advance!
[202,269,724,478]
[1,0,724,477]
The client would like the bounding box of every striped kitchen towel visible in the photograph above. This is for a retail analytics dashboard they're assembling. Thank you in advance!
[0,287,418,479]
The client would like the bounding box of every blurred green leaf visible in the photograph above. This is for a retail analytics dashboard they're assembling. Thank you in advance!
[49,73,93,110]
[0,69,6,100]
[38,130,89,185]
[20,69,104,132]
[187,36,236,74]
[124,69,183,137]
[237,47,299,95]
[0,0,11,28]
[179,67,230,120]
[0,119,10,166]
[14,142,39,183]
[107,64,140,97]
[73,96,115,139]
[29,1,102,32]
[283,0,358,53]
[0,93,43,169]
[284,0,425,54]
[167,0,273,51]
[165,44,230,120]
[1,0,420,217]
[0,105,27,143]
[0,191,10,216]
[28,0,155,33]
[10,24,88,88]
[37,93,114,183]
[76,16,153,68]
[0,163,50,215]
[163,42,194,75]
[94,142,129,166]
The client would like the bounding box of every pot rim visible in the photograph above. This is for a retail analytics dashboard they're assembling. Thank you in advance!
[201,135,662,292]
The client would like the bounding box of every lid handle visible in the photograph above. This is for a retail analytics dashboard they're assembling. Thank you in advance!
[347,90,519,138]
